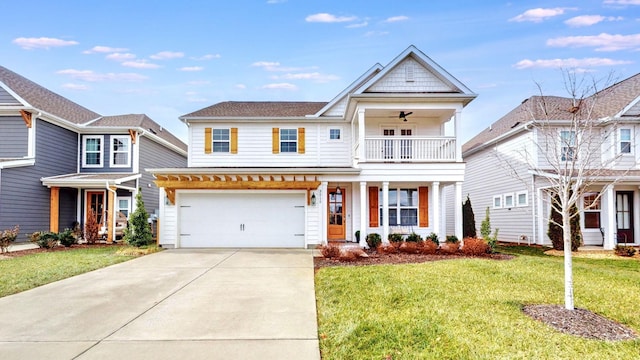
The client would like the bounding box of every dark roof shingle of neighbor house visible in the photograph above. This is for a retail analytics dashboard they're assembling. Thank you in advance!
[182,101,329,118]
[0,66,101,124]
[93,114,187,151]
[462,73,640,154]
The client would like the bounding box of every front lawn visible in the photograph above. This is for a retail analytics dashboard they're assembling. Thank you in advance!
[315,246,640,359]
[0,246,138,297]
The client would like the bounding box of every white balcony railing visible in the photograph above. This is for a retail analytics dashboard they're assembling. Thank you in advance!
[363,137,456,162]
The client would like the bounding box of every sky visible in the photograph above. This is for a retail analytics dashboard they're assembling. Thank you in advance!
[2,1,640,144]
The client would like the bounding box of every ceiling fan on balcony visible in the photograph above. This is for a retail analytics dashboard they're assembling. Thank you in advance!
[399,111,413,121]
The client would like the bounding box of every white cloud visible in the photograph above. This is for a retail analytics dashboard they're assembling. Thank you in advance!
[235,84,247,89]
[57,69,148,82]
[122,60,162,69]
[262,83,298,90]
[251,61,310,72]
[61,83,89,90]
[604,0,640,5]
[277,72,340,82]
[192,54,221,60]
[384,16,409,23]
[106,53,136,61]
[509,7,574,23]
[305,13,357,23]
[364,31,389,37]
[547,33,640,51]
[179,66,204,72]
[347,21,368,28]
[514,57,633,69]
[13,37,79,50]
[185,91,198,96]
[565,15,623,27]
[83,45,128,54]
[150,51,185,60]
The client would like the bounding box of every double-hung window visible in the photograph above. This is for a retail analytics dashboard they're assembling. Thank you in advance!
[111,136,130,167]
[213,129,230,153]
[620,128,631,154]
[379,188,418,226]
[83,135,103,167]
[560,130,576,161]
[583,192,601,229]
[280,129,298,153]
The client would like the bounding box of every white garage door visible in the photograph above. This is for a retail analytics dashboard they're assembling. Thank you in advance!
[178,192,306,248]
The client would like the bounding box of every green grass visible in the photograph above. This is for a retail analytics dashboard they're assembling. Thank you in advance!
[315,249,640,359]
[0,246,137,297]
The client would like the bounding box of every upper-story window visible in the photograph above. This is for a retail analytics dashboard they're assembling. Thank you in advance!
[560,130,576,161]
[83,135,103,167]
[213,129,230,153]
[329,128,341,140]
[280,129,298,153]
[111,136,131,167]
[620,128,632,154]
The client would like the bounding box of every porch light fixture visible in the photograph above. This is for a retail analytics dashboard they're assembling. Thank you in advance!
[311,192,317,206]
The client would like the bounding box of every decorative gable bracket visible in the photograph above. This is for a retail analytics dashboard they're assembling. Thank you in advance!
[20,110,32,128]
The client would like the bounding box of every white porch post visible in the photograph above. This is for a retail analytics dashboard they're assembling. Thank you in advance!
[454,110,462,162]
[321,181,328,245]
[359,181,368,248]
[537,188,545,245]
[358,109,366,164]
[382,181,390,244]
[432,182,440,238]
[605,185,616,250]
[454,182,463,240]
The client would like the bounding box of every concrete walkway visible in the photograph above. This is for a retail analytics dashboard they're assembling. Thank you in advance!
[0,249,320,360]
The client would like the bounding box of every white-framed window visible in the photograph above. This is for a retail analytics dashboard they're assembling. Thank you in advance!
[110,136,131,167]
[516,191,528,207]
[504,193,514,208]
[83,135,103,167]
[493,195,502,209]
[213,128,230,153]
[620,128,632,154]
[560,130,576,161]
[583,192,601,229]
[329,128,341,140]
[280,129,297,153]
[116,197,131,218]
[379,188,418,226]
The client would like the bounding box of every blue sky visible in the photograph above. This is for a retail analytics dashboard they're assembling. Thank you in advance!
[2,0,640,143]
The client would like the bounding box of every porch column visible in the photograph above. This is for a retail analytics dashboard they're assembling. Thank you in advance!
[432,182,440,238]
[454,110,462,162]
[382,181,389,244]
[321,181,328,245]
[604,185,616,250]
[106,186,115,244]
[359,181,368,248]
[454,182,463,240]
[357,109,365,164]
[537,188,545,245]
[49,187,59,232]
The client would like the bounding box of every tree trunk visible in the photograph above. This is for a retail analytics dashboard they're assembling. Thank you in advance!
[563,210,575,310]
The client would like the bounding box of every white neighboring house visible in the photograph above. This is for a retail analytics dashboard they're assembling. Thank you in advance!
[149,45,476,248]
[461,73,640,250]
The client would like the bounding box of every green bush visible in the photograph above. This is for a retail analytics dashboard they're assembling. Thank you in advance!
[462,195,477,238]
[123,189,153,247]
[446,235,459,243]
[426,232,439,245]
[388,233,404,243]
[58,229,77,247]
[355,230,360,243]
[32,232,58,249]
[406,232,422,242]
[366,233,382,249]
[614,245,636,257]
[547,193,582,251]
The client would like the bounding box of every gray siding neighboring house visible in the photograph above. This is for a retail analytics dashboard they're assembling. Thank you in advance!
[0,117,28,157]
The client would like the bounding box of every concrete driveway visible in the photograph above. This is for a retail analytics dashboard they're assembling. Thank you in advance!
[0,249,320,360]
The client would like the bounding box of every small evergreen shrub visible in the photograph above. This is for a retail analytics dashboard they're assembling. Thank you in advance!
[124,189,153,247]
[366,233,382,249]
[388,233,404,243]
[355,230,360,243]
[0,225,19,253]
[462,195,477,238]
[58,229,77,247]
[406,232,422,242]
[462,237,490,256]
[417,240,438,255]
[426,232,439,245]
[614,245,636,257]
[547,193,582,251]
[34,232,58,249]
[446,235,459,244]
[399,241,418,254]
[320,243,341,258]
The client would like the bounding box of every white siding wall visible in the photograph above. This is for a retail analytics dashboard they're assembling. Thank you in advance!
[159,189,177,248]
[367,58,454,93]
[306,199,321,246]
[464,133,536,244]
[324,98,348,117]
[189,122,352,167]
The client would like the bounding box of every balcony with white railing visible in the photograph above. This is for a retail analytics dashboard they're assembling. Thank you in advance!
[362,137,457,162]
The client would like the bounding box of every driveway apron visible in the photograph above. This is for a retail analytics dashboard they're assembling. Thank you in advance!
[0,249,320,360]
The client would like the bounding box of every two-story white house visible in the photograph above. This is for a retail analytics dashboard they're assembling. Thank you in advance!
[150,46,476,248]
[462,73,640,250]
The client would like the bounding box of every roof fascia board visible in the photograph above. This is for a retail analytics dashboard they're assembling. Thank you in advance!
[138,128,188,156]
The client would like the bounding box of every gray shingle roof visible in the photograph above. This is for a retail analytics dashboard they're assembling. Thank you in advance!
[463,73,640,154]
[0,66,101,124]
[182,101,328,118]
[93,114,187,151]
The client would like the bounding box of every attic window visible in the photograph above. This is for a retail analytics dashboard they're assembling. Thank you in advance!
[405,63,415,82]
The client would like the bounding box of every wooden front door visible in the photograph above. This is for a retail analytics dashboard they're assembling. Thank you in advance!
[87,191,105,226]
[327,188,346,240]
[616,191,634,244]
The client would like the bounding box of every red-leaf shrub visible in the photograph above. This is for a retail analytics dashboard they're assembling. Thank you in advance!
[399,241,418,254]
[339,249,359,261]
[320,243,341,258]
[377,243,397,254]
[440,241,460,254]
[417,240,437,254]
[462,237,490,256]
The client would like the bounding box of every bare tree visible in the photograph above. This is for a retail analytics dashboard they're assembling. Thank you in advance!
[497,70,633,310]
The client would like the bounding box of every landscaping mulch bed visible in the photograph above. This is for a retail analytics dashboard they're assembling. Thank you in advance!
[0,243,120,259]
[314,249,512,268]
